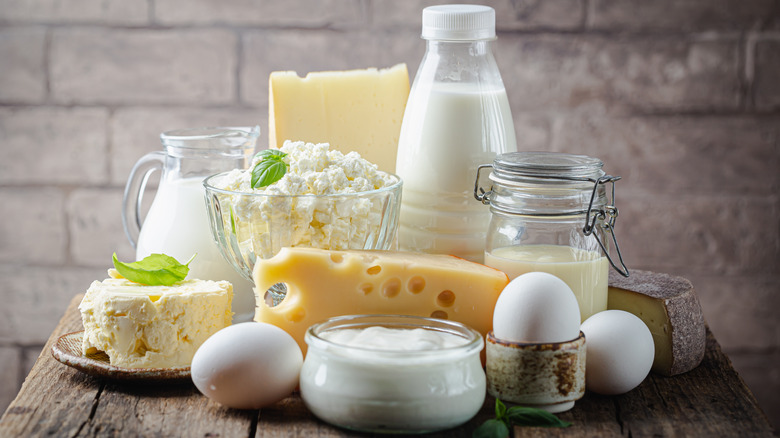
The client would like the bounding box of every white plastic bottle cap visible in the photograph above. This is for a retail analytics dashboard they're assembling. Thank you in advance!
[421,4,496,41]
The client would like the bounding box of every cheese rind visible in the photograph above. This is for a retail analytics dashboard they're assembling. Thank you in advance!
[607,270,705,376]
[253,247,510,354]
[269,64,410,173]
[79,278,233,368]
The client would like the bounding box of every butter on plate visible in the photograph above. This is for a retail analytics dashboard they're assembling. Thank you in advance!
[78,277,233,369]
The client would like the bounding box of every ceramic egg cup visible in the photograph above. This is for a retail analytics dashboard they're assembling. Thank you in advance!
[486,331,586,413]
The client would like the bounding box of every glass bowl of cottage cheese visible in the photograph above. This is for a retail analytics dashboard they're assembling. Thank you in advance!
[204,141,402,282]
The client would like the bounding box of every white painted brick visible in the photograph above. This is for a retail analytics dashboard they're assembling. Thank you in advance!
[371,0,584,30]
[0,0,149,24]
[0,265,102,345]
[551,115,780,196]
[155,0,363,27]
[0,188,66,265]
[692,275,780,351]
[0,347,21,415]
[68,188,135,267]
[754,39,780,110]
[513,112,553,151]
[111,107,265,186]
[51,28,237,105]
[590,0,776,32]
[0,27,46,103]
[241,29,381,107]
[373,29,425,77]
[22,346,43,378]
[498,35,741,114]
[614,194,778,277]
[0,107,108,185]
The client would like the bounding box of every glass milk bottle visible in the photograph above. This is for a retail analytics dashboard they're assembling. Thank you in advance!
[122,127,259,322]
[474,152,629,322]
[396,4,517,263]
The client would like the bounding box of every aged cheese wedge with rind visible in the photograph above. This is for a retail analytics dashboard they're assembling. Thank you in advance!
[253,247,510,354]
[607,270,705,376]
[268,64,410,173]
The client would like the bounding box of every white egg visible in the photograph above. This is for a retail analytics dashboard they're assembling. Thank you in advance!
[581,310,654,395]
[492,272,581,343]
[191,322,303,409]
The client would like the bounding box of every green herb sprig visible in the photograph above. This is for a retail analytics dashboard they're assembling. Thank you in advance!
[251,149,289,188]
[112,253,195,286]
[472,399,571,438]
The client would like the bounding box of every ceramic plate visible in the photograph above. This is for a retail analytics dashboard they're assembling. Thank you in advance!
[51,331,191,382]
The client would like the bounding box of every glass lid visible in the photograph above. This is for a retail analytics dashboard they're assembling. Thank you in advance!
[492,151,604,181]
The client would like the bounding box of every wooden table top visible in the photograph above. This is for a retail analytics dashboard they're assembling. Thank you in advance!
[0,294,775,437]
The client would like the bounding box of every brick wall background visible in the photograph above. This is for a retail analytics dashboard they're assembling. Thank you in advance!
[1,0,778,429]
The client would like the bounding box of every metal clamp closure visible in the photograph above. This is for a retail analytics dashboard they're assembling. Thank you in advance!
[472,166,629,277]
[583,175,629,277]
[473,164,493,205]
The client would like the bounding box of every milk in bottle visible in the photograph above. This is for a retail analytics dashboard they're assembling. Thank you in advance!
[396,5,517,263]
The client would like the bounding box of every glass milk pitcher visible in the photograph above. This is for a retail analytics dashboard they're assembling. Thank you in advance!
[122,126,259,322]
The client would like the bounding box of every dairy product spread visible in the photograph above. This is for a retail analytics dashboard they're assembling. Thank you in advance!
[213,140,399,259]
[79,275,233,368]
[269,64,409,173]
[300,315,485,433]
[485,245,608,322]
[253,247,510,354]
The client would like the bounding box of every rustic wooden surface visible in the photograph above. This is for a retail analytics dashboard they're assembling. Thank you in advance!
[0,295,775,438]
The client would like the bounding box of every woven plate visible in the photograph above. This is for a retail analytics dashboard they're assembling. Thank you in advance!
[51,331,191,382]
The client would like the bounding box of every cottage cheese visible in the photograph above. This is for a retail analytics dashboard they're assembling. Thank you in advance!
[213,141,399,259]
[79,274,233,369]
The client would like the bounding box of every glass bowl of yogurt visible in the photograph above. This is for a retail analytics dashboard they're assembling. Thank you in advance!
[203,141,402,282]
[300,314,486,434]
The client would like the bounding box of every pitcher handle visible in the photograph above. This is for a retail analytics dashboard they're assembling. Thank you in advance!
[122,151,165,249]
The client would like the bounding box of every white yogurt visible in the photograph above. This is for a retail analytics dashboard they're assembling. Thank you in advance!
[299,315,486,434]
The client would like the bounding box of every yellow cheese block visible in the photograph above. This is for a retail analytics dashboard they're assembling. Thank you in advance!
[268,64,410,173]
[608,270,705,376]
[253,247,510,354]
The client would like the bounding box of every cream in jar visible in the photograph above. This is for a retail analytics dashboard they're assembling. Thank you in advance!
[299,315,486,434]
[485,244,608,322]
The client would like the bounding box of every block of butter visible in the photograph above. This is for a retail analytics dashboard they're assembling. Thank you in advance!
[608,270,706,376]
[79,277,233,369]
[254,247,510,354]
[269,64,410,173]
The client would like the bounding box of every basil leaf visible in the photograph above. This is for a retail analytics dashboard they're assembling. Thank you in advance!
[505,406,572,428]
[251,149,288,188]
[112,253,194,286]
[472,419,510,438]
[495,398,508,421]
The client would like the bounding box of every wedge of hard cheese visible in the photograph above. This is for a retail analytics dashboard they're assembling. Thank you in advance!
[608,270,705,376]
[268,64,410,173]
[253,247,510,354]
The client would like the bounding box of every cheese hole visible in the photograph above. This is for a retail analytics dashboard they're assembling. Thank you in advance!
[367,265,382,275]
[407,276,425,294]
[330,254,344,263]
[437,290,456,307]
[286,307,306,323]
[382,278,401,298]
[430,310,448,320]
[263,283,288,308]
[359,283,374,295]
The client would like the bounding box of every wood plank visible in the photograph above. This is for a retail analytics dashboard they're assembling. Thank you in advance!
[0,294,100,436]
[1,295,776,437]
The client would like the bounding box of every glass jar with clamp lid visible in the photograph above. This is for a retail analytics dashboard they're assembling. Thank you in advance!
[474,151,629,321]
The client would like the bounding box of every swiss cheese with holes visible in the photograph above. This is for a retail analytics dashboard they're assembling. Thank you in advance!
[253,247,510,354]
